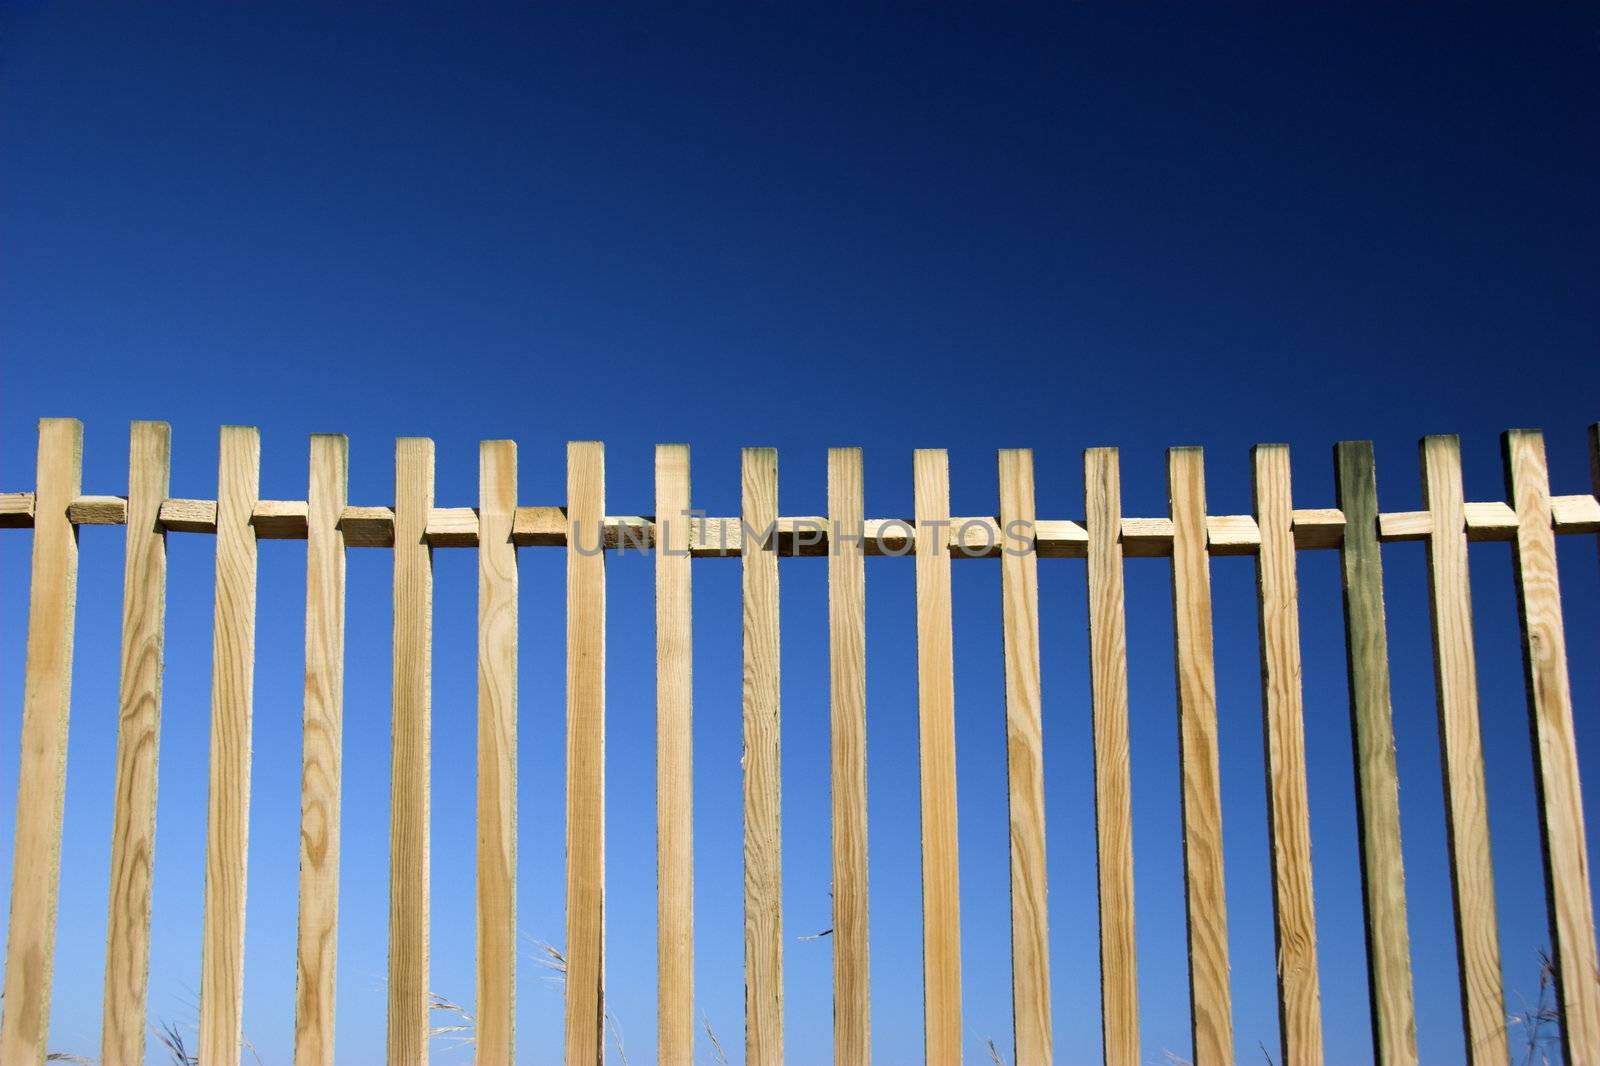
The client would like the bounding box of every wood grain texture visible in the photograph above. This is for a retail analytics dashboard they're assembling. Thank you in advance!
[656,444,694,1066]
[998,449,1052,1066]
[388,438,433,1066]
[914,448,963,1065]
[828,447,870,1066]
[566,441,606,1066]
[102,421,172,1066]
[1334,442,1418,1066]
[1083,447,1139,1066]
[1502,429,1600,1063]
[0,418,82,1066]
[1418,435,1506,1066]
[477,441,518,1066]
[200,426,261,1066]
[1167,447,1234,1066]
[1251,444,1324,1066]
[295,434,348,1066]
[742,447,784,1065]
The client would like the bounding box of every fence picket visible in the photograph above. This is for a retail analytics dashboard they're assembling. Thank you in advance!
[1167,447,1233,1066]
[1084,447,1139,1066]
[0,418,83,1066]
[999,449,1052,1066]
[1334,441,1418,1066]
[200,425,261,1066]
[1251,444,1324,1066]
[656,444,695,1066]
[742,447,784,1065]
[101,421,171,1066]
[566,441,607,1065]
[914,448,963,1064]
[477,440,518,1065]
[827,447,871,1066]
[293,434,348,1066]
[388,438,434,1065]
[1503,429,1600,1062]
[1418,434,1506,1066]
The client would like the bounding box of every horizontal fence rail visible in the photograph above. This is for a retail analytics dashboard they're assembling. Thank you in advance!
[1,418,1598,1066]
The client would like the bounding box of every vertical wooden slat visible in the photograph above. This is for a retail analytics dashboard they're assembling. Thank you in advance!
[388,438,433,1066]
[1419,435,1506,1066]
[1251,444,1324,1066]
[1167,447,1234,1066]
[913,448,962,1064]
[656,444,694,1066]
[200,425,261,1066]
[566,440,606,1066]
[101,421,171,1066]
[742,446,784,1065]
[998,449,1052,1066]
[477,440,518,1066]
[295,434,349,1066]
[0,417,83,1066]
[828,446,870,1066]
[1334,441,1418,1066]
[1083,447,1139,1066]
[1502,429,1600,1062]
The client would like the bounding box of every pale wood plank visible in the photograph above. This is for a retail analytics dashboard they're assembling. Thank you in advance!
[998,449,1052,1066]
[0,418,83,1066]
[914,448,963,1064]
[199,425,261,1066]
[828,447,870,1066]
[0,490,34,527]
[1334,442,1418,1066]
[1167,447,1234,1066]
[1502,429,1600,1062]
[476,441,518,1066]
[295,435,349,1066]
[388,438,433,1066]
[67,494,128,524]
[566,441,607,1066]
[1084,447,1139,1066]
[656,445,695,1066]
[742,447,784,1065]
[101,421,172,1066]
[1251,444,1324,1066]
[1418,435,1507,1066]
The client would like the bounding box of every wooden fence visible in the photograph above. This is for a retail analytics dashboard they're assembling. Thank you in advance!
[1,417,1599,1066]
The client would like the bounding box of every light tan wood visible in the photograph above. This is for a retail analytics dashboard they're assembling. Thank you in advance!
[1334,442,1418,1066]
[388,438,433,1066]
[1084,448,1139,1066]
[199,426,261,1066]
[998,449,1052,1066]
[1503,429,1600,1061]
[1251,444,1324,1066]
[294,435,348,1066]
[1207,514,1263,556]
[1167,448,1234,1066]
[162,497,220,533]
[432,505,480,547]
[827,447,871,1066]
[475,441,518,1066]
[1418,436,1506,1066]
[67,494,128,524]
[656,445,695,1066]
[253,499,310,539]
[566,441,607,1066]
[101,422,172,1066]
[0,418,83,1066]
[742,447,784,1065]
[914,449,963,1064]
[339,505,395,548]
[0,490,34,527]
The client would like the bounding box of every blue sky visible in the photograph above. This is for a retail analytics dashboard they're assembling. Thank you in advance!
[2,4,1599,1064]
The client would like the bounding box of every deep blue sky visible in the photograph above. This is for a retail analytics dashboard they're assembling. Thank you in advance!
[2,4,1598,1064]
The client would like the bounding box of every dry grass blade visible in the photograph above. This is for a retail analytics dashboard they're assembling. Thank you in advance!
[701,1011,730,1066]
[428,991,477,1048]
[45,1054,96,1064]
[986,1036,1007,1065]
[156,1020,196,1066]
